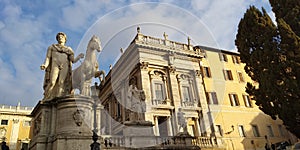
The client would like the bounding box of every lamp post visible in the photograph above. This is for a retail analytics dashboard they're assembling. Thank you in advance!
[90,82,100,150]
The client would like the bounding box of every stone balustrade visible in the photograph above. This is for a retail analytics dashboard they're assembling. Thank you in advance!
[152,99,167,105]
[136,34,203,57]
[0,104,34,113]
[100,135,221,149]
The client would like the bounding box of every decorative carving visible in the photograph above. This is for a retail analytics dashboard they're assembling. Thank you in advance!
[13,119,19,124]
[195,70,201,77]
[140,62,149,70]
[168,66,176,74]
[73,109,85,126]
[168,51,175,65]
[149,70,167,80]
[177,73,193,82]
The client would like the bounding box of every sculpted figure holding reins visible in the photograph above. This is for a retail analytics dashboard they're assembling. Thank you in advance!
[41,32,84,100]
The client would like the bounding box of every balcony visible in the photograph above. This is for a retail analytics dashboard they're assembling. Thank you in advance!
[151,99,174,110]
[181,100,201,111]
[152,99,167,105]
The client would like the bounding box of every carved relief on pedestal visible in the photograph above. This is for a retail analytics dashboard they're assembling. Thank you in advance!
[73,109,85,126]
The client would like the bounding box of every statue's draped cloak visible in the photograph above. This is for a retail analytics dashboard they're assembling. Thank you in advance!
[43,44,74,99]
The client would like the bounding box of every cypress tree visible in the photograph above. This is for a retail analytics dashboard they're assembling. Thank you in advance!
[235,1,300,138]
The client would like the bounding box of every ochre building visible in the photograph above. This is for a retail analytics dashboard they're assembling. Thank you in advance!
[0,102,33,150]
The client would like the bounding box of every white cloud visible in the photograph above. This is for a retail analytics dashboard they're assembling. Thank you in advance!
[190,0,211,11]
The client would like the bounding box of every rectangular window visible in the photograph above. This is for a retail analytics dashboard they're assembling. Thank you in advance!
[223,70,233,80]
[232,55,241,64]
[23,120,31,127]
[238,125,246,137]
[219,53,228,62]
[267,125,274,137]
[229,94,240,106]
[243,95,252,107]
[206,92,218,105]
[278,125,284,136]
[252,125,260,137]
[117,103,121,118]
[216,125,223,136]
[1,120,8,125]
[237,72,245,82]
[182,86,191,102]
[201,66,212,78]
[154,83,164,100]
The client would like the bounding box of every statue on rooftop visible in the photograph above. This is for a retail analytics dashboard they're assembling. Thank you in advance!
[40,32,84,100]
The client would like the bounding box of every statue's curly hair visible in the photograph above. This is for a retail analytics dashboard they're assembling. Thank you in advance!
[56,32,67,42]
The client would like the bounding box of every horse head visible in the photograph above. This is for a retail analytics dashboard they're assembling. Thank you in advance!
[88,35,101,52]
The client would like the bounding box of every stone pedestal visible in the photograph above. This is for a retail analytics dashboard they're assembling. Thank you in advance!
[29,95,95,150]
[123,121,155,148]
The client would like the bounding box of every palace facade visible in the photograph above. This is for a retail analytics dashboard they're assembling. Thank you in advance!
[98,28,297,150]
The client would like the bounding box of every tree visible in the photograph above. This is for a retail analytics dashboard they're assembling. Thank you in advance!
[235,1,300,138]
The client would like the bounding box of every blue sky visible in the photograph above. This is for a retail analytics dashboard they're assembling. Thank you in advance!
[0,0,273,107]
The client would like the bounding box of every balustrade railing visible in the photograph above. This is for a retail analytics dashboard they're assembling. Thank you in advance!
[152,99,167,105]
[182,100,197,107]
[100,135,219,149]
[137,35,195,52]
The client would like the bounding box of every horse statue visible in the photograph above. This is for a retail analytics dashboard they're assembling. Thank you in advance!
[72,35,106,96]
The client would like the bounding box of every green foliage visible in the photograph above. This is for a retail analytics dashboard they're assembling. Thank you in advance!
[235,1,300,138]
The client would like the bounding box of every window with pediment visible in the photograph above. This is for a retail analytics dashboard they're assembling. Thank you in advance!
[149,70,168,105]
[177,73,197,107]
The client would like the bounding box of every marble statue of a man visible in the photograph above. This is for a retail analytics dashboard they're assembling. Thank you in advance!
[40,32,83,100]
[177,108,187,132]
[127,81,146,121]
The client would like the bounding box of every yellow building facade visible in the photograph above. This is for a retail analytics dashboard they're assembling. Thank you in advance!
[198,46,297,149]
[98,28,297,150]
[0,103,33,150]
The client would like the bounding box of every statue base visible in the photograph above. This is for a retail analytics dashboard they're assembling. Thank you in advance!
[29,95,97,150]
[123,121,156,148]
